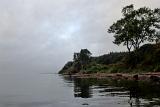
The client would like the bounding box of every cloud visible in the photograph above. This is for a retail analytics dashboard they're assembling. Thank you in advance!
[0,0,159,72]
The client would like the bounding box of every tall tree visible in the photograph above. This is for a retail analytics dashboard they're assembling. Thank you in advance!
[108,4,160,52]
[80,49,92,69]
[73,49,92,70]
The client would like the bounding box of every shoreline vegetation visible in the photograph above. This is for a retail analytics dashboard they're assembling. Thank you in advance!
[59,42,160,83]
[59,4,160,83]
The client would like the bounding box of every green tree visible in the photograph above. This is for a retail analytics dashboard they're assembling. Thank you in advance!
[108,4,160,52]
[79,49,92,66]
[73,49,92,70]
[155,31,160,44]
[73,52,81,72]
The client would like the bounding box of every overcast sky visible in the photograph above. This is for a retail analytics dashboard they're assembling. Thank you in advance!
[0,0,159,73]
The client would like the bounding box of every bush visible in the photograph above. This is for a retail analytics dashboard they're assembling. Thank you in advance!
[85,64,109,73]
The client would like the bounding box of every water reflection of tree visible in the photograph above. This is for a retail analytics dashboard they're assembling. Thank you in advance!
[128,80,160,107]
[61,76,160,106]
[74,78,92,98]
[129,80,140,107]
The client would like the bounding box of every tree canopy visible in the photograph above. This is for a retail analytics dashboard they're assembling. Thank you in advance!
[73,49,92,70]
[108,4,160,52]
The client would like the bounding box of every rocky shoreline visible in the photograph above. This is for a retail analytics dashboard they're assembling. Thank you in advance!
[65,72,160,83]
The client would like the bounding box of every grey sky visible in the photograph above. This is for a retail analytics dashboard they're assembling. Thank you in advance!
[0,0,159,73]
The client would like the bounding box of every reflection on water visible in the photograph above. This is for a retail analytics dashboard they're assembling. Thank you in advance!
[62,76,160,107]
[74,78,92,98]
[129,80,140,107]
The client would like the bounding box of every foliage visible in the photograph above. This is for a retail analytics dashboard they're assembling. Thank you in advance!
[59,61,73,74]
[85,64,109,73]
[108,4,160,52]
[59,43,160,74]
[93,52,126,65]
[59,49,92,74]
[73,49,92,70]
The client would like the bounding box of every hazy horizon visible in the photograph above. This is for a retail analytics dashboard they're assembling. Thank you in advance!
[0,0,160,73]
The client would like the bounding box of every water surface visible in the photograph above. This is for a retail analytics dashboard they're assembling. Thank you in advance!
[0,72,160,107]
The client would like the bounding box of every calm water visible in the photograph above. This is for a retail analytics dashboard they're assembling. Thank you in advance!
[0,72,160,107]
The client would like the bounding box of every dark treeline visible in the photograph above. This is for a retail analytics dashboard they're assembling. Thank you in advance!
[59,43,160,74]
[92,52,126,65]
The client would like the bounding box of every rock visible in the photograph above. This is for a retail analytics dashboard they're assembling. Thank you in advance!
[150,75,160,82]
[116,74,122,77]
[133,74,138,80]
